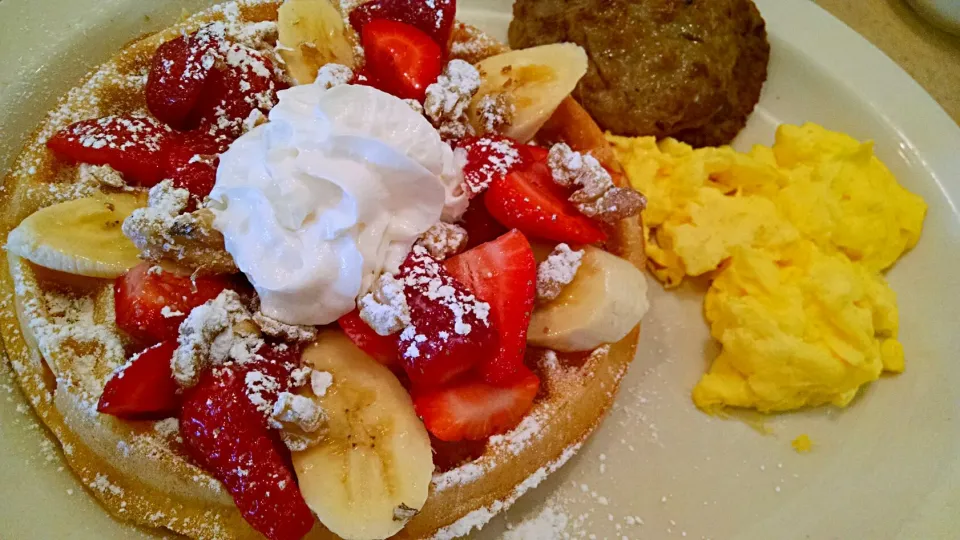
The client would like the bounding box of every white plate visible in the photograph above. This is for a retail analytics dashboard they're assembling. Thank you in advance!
[1,0,958,538]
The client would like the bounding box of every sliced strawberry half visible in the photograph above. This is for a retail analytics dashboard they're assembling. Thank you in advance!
[445,230,537,385]
[397,247,496,389]
[145,27,221,130]
[97,341,180,419]
[114,263,237,346]
[180,360,314,540]
[361,19,443,101]
[338,310,400,368]
[413,366,540,442]
[484,159,607,245]
[46,115,176,187]
[457,136,526,198]
[460,200,508,250]
[349,0,456,50]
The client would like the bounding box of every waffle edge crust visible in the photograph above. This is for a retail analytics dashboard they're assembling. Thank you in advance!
[0,1,646,538]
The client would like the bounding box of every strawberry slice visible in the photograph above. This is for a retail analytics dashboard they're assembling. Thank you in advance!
[397,247,496,388]
[349,0,456,50]
[145,28,220,130]
[169,156,218,199]
[444,230,537,385]
[114,263,237,346]
[457,136,525,198]
[484,159,608,245]
[189,43,279,146]
[413,366,540,442]
[361,19,443,101]
[180,359,314,540]
[460,200,508,250]
[338,310,401,368]
[46,115,176,187]
[97,341,180,419]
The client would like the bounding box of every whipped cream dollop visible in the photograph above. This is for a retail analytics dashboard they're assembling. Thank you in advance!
[210,84,467,325]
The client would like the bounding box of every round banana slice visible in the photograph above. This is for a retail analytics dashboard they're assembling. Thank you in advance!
[528,246,650,352]
[468,43,588,143]
[277,0,357,85]
[293,331,434,540]
[5,192,147,279]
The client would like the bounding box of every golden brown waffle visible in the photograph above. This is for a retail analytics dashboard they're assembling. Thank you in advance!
[0,2,646,538]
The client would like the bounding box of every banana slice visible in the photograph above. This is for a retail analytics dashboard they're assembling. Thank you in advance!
[528,246,650,352]
[468,43,588,143]
[277,0,358,85]
[292,331,434,540]
[5,192,147,279]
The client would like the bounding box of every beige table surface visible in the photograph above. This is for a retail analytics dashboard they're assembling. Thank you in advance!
[816,0,960,124]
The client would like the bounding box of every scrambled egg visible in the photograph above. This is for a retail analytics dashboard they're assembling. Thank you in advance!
[608,123,927,413]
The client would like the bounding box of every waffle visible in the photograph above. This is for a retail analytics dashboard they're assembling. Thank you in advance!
[0,1,646,538]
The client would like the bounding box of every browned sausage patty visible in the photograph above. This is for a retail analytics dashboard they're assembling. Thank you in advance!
[508,0,770,147]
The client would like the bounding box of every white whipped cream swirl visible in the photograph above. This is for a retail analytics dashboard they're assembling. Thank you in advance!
[210,84,467,325]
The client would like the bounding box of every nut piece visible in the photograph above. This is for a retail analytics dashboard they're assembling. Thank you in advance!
[358,274,411,336]
[270,391,325,433]
[536,243,584,303]
[79,164,126,189]
[415,222,468,261]
[314,63,354,89]
[122,180,238,275]
[474,92,515,135]
[424,59,481,140]
[547,143,646,223]
[253,311,318,343]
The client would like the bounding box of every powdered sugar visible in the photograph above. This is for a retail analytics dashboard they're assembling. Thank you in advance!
[244,370,280,415]
[310,370,333,397]
[489,410,545,456]
[313,63,354,90]
[457,137,521,196]
[503,506,569,540]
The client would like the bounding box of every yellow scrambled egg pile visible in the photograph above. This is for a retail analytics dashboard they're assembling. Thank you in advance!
[608,123,927,413]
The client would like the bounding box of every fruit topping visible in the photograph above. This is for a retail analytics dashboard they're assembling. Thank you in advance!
[180,359,315,540]
[548,142,646,222]
[423,59,480,140]
[277,0,357,85]
[456,136,524,197]
[415,221,468,260]
[459,199,508,249]
[114,262,235,346]
[397,246,495,388]
[535,243,584,302]
[349,0,456,50]
[484,156,608,244]
[445,230,537,385]
[337,310,401,368]
[413,365,540,441]
[97,340,180,419]
[293,332,434,540]
[5,192,146,278]
[468,43,588,142]
[360,19,443,101]
[145,30,218,130]
[46,115,176,187]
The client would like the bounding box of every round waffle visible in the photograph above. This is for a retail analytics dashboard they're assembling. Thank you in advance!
[0,1,646,538]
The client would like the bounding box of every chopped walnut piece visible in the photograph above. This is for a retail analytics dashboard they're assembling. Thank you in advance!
[424,59,480,140]
[253,311,318,343]
[475,92,514,135]
[79,164,126,189]
[415,222,468,260]
[122,180,238,275]
[314,63,354,89]
[358,273,411,336]
[269,391,325,433]
[536,243,584,302]
[547,143,647,223]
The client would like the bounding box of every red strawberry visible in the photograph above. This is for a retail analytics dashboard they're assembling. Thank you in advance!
[457,136,525,198]
[114,263,236,346]
[444,230,536,385]
[46,115,176,187]
[413,366,540,441]
[180,360,314,540]
[338,310,401,368]
[170,156,218,199]
[397,247,496,388]
[189,43,278,147]
[459,200,508,250]
[349,0,456,50]
[145,28,220,130]
[97,341,180,419]
[484,159,607,245]
[361,19,443,101]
